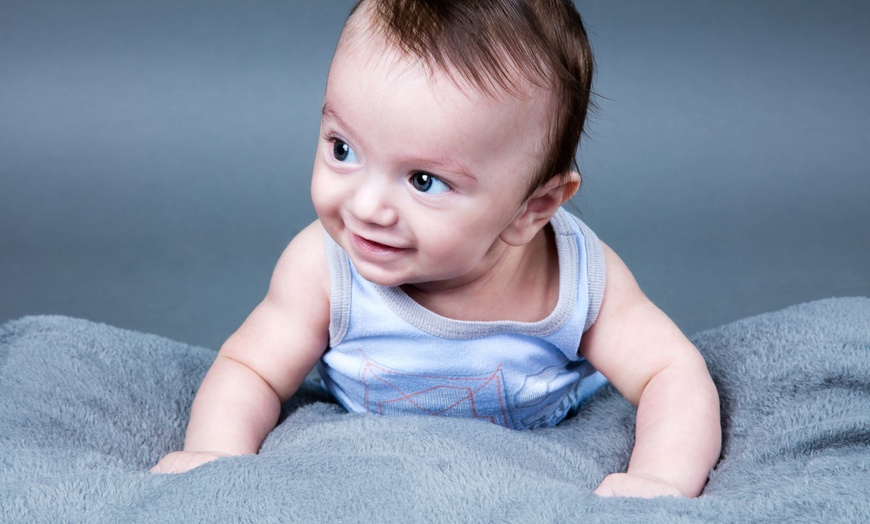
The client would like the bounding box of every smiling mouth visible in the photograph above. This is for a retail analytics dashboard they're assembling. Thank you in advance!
[353,234,406,253]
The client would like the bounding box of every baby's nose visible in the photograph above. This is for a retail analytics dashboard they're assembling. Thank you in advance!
[348,177,399,227]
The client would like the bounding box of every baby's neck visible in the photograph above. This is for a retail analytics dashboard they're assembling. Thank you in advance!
[401,226,559,323]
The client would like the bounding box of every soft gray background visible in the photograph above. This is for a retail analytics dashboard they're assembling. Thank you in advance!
[2,0,868,351]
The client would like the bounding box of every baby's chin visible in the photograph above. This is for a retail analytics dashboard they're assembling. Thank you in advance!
[351,263,411,289]
[354,265,453,291]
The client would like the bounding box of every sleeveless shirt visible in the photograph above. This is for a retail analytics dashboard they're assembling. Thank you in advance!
[317,208,608,430]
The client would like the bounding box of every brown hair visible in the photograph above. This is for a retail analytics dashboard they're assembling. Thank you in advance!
[345,0,595,194]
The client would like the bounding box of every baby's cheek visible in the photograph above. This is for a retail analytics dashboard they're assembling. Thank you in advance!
[423,235,486,273]
[310,176,339,218]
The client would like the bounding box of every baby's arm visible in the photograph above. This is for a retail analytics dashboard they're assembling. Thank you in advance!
[580,242,721,498]
[151,222,331,474]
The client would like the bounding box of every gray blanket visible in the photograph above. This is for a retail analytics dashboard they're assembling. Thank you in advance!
[1,297,869,523]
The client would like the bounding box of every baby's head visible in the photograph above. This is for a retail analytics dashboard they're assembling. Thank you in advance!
[312,0,595,287]
[341,0,595,194]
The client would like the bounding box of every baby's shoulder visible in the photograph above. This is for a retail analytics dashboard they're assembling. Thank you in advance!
[268,220,331,306]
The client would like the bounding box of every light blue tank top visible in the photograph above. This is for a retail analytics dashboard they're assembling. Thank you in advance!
[318,208,608,430]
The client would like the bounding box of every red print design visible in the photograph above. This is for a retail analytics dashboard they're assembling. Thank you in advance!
[357,350,511,428]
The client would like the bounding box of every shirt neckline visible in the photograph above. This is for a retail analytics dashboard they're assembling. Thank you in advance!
[369,209,579,340]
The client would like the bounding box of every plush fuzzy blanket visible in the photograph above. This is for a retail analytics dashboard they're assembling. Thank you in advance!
[1,297,869,522]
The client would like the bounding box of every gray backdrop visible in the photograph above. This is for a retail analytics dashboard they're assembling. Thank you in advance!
[2,0,868,351]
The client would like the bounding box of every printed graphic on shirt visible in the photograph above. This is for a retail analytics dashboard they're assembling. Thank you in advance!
[357,349,513,428]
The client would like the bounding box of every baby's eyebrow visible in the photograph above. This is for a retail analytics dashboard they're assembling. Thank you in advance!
[398,152,477,183]
[321,101,351,131]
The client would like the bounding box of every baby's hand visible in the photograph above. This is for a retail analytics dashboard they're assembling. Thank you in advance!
[594,473,685,499]
[150,451,230,474]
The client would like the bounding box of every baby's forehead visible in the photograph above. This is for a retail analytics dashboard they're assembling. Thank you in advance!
[328,37,550,151]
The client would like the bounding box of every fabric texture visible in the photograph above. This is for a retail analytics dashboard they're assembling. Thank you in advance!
[319,208,608,429]
[1,297,869,522]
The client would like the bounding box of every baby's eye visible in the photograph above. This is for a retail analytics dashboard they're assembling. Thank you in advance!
[410,172,450,194]
[332,139,359,163]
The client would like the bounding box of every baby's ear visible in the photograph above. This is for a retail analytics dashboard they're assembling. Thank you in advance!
[501,171,581,246]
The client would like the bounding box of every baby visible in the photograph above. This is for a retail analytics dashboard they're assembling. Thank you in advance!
[152,0,721,498]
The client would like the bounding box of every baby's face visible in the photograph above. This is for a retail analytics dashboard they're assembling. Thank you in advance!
[311,28,552,290]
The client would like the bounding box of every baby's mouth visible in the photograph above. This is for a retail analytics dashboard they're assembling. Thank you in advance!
[353,234,405,253]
